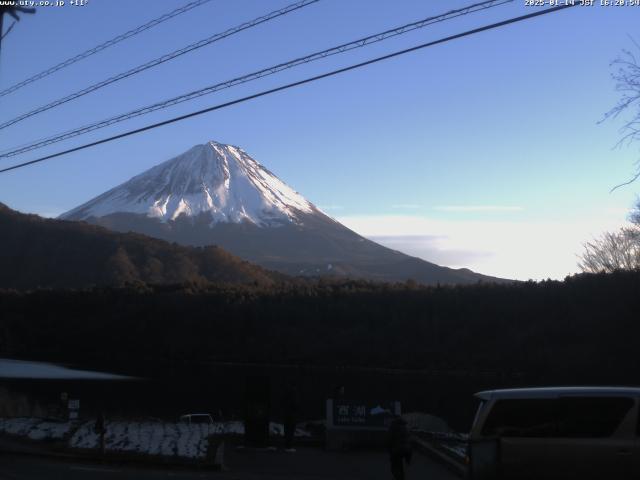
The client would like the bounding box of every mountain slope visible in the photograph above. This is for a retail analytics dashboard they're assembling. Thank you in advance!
[0,203,278,290]
[61,142,315,226]
[61,141,504,285]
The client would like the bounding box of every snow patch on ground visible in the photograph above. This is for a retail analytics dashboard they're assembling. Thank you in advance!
[0,417,71,440]
[440,442,467,459]
[1,417,312,459]
[69,421,222,459]
[67,420,309,458]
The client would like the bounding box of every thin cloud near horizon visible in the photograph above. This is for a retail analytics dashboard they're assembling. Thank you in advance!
[391,204,422,209]
[337,214,628,281]
[432,205,524,212]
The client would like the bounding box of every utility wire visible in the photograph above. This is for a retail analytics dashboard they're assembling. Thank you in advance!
[0,0,320,131]
[0,0,513,159]
[0,0,214,98]
[0,4,576,175]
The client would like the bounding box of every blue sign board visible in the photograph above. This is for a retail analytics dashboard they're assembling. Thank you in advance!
[330,399,400,428]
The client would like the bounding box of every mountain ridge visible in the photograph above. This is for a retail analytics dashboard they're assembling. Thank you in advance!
[60,141,506,285]
[0,202,279,290]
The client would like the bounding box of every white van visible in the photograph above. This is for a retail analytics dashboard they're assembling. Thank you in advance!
[467,387,640,479]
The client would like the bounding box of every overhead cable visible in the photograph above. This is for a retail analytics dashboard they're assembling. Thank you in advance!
[0,4,577,175]
[0,0,513,158]
[0,0,320,130]
[0,0,215,98]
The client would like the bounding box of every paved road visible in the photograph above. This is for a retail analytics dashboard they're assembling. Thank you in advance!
[0,447,459,480]
[224,444,459,479]
[0,455,209,480]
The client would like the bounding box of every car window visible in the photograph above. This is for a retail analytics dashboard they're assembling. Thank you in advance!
[481,399,557,437]
[556,397,633,438]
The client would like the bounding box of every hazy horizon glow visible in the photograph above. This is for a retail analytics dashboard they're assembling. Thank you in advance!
[338,213,631,281]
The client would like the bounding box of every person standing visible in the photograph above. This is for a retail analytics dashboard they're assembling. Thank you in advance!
[282,383,300,452]
[388,414,412,480]
[94,411,106,455]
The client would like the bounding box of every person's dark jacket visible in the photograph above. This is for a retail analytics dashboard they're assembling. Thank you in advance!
[283,385,300,419]
[388,416,411,455]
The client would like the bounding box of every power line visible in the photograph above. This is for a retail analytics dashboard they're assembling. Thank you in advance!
[0,0,513,159]
[0,0,214,98]
[0,4,577,176]
[0,0,320,131]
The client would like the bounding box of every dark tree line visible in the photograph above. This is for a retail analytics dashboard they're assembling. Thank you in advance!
[1,271,639,386]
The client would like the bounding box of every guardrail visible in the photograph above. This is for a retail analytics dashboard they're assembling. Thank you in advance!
[411,432,467,478]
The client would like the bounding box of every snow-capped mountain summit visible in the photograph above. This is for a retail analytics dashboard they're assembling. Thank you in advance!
[61,141,503,285]
[61,141,315,226]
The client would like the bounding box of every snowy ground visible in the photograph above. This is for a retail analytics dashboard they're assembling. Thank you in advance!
[0,417,311,460]
[1,413,463,461]
[70,420,309,459]
[70,421,212,459]
[439,441,467,460]
[403,412,468,462]
[0,417,71,441]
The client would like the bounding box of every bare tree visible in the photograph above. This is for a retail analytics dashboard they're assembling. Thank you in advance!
[603,41,640,190]
[579,199,640,273]
[579,227,640,273]
[630,198,640,226]
[579,44,640,273]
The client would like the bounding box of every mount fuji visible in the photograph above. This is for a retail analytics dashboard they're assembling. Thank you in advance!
[60,141,500,285]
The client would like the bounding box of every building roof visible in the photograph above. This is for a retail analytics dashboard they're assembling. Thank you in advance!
[474,386,640,401]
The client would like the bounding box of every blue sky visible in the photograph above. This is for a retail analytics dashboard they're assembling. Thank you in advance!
[0,0,638,280]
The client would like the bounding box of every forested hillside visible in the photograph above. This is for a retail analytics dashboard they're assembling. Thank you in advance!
[0,203,278,289]
[1,270,638,385]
